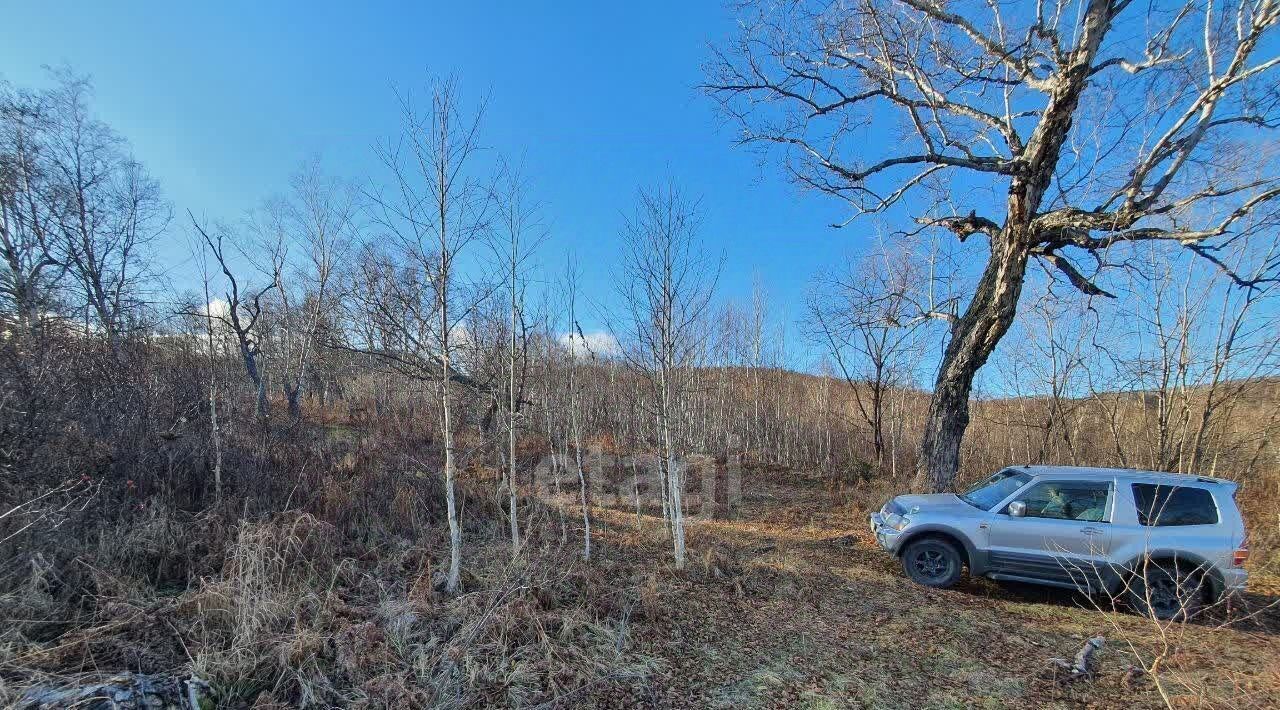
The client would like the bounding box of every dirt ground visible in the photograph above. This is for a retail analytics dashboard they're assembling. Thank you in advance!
[582,466,1280,709]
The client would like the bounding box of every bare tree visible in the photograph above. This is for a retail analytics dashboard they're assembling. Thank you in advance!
[1092,234,1280,474]
[489,160,545,555]
[805,243,929,469]
[617,182,719,569]
[563,258,593,561]
[260,160,356,420]
[367,78,491,593]
[189,215,282,419]
[192,242,225,499]
[0,82,63,336]
[708,0,1280,491]
[44,72,169,355]
[717,277,781,460]
[989,291,1093,466]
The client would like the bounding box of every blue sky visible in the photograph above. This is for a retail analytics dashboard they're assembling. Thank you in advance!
[0,0,870,365]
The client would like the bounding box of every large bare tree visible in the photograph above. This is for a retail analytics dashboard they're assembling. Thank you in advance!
[708,0,1280,490]
[43,73,169,356]
[0,82,62,337]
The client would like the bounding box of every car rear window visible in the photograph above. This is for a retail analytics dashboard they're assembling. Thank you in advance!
[1131,484,1218,526]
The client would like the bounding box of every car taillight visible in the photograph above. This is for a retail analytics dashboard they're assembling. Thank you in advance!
[1232,545,1249,567]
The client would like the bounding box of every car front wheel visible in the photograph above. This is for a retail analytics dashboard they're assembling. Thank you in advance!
[901,538,963,588]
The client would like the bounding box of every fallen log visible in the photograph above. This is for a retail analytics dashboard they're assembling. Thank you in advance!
[1048,635,1105,683]
[17,672,208,710]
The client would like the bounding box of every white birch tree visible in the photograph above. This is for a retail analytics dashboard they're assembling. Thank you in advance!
[617,182,719,569]
[490,160,546,555]
[367,78,491,593]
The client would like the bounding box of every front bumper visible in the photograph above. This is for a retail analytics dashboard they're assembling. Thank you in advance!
[869,512,904,553]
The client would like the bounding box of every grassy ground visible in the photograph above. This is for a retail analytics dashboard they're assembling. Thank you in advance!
[3,463,1276,708]
[582,466,1280,709]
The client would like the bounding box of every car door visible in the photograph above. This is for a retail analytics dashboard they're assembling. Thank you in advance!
[987,479,1114,590]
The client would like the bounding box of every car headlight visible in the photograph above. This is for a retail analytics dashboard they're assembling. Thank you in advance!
[884,513,910,531]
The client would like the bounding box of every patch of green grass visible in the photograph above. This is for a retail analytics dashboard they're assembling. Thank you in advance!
[712,663,808,708]
[707,636,816,708]
[321,423,359,442]
[796,670,861,709]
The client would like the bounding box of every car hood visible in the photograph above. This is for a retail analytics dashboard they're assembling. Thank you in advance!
[888,493,973,516]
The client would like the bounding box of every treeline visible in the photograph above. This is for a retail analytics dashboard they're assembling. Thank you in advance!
[5,71,1280,578]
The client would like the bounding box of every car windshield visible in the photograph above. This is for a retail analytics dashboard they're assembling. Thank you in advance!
[960,470,1032,510]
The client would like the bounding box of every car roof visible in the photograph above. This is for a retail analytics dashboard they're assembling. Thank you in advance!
[1005,465,1236,489]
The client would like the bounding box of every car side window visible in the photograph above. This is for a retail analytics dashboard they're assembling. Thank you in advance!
[1011,481,1111,522]
[1131,484,1218,526]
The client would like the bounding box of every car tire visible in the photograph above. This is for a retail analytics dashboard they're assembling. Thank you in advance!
[1127,564,1204,621]
[901,538,963,588]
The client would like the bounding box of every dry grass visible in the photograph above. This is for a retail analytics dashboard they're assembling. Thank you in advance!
[0,503,658,708]
[2,455,1277,708]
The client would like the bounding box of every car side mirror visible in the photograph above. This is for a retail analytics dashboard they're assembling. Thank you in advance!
[1008,501,1027,518]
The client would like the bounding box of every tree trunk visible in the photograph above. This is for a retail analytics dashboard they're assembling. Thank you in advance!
[240,348,269,420]
[507,421,520,553]
[916,236,1030,491]
[209,370,223,500]
[203,312,223,501]
[656,413,671,535]
[16,672,208,710]
[631,459,642,526]
[871,379,885,470]
[284,384,302,421]
[507,252,521,554]
[441,255,461,592]
[574,441,591,561]
[661,412,686,569]
[714,454,729,520]
[442,373,462,592]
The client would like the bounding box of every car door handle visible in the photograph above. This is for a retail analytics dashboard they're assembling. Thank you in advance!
[1080,527,1103,535]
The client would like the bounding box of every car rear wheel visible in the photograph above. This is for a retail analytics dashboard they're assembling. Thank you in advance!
[902,538,963,588]
[1127,564,1204,621]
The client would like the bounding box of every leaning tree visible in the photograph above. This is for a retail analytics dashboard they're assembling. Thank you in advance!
[708,0,1280,490]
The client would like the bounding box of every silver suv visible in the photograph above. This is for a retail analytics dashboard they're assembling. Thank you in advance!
[870,466,1250,619]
